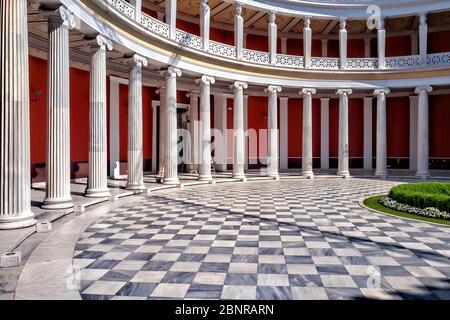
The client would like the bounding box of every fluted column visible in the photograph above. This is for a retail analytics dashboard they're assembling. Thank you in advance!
[41,6,75,210]
[200,0,210,51]
[157,86,166,177]
[85,35,113,198]
[265,85,282,178]
[419,13,428,66]
[196,76,215,181]
[320,98,330,170]
[187,91,199,172]
[374,88,390,178]
[415,86,432,177]
[0,0,36,229]
[268,12,277,65]
[234,3,244,60]
[301,88,316,178]
[377,18,386,69]
[166,0,177,40]
[303,17,312,68]
[339,18,348,69]
[162,67,182,184]
[336,89,352,177]
[125,54,148,190]
[232,81,248,179]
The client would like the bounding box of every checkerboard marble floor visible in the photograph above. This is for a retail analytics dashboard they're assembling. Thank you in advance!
[73,178,450,300]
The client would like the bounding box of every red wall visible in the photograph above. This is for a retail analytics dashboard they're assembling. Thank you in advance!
[348,99,364,157]
[329,99,339,158]
[429,30,450,54]
[247,97,268,159]
[386,35,411,57]
[386,97,410,157]
[348,39,365,58]
[430,95,450,157]
[288,98,302,157]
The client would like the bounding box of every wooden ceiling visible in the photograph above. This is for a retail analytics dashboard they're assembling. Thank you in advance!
[145,0,450,34]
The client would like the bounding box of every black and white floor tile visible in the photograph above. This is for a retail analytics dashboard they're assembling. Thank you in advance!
[73,178,450,300]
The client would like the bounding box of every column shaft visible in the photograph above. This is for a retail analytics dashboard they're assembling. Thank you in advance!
[200,0,210,51]
[234,4,243,59]
[339,18,347,69]
[213,94,227,172]
[266,86,281,177]
[268,12,277,65]
[377,20,386,69]
[363,97,373,170]
[279,98,289,170]
[374,89,390,177]
[419,14,428,65]
[42,7,75,210]
[86,36,112,197]
[415,86,432,177]
[303,18,312,68]
[0,0,36,228]
[301,88,316,177]
[320,98,330,170]
[337,89,352,177]
[158,87,166,177]
[188,91,199,172]
[232,82,248,179]
[166,0,177,39]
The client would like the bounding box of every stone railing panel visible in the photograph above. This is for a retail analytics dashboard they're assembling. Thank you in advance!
[140,12,169,38]
[276,54,304,69]
[105,0,135,19]
[311,57,339,70]
[385,55,421,69]
[242,49,270,65]
[347,58,378,70]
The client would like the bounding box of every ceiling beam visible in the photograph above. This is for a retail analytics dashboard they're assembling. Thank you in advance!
[244,11,266,28]
[282,17,301,33]
[323,20,339,34]
[211,2,232,17]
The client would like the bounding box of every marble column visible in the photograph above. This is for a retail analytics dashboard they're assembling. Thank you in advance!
[200,0,210,51]
[320,98,330,170]
[321,39,328,57]
[377,18,386,69]
[86,35,113,197]
[409,95,419,171]
[125,54,148,190]
[336,89,352,177]
[0,0,36,229]
[279,97,289,170]
[41,6,76,210]
[187,91,199,172]
[363,97,373,170]
[234,3,243,60]
[157,86,166,177]
[162,67,182,184]
[166,0,177,40]
[268,12,277,65]
[280,37,287,54]
[303,17,312,68]
[339,18,347,69]
[374,88,390,178]
[232,81,248,179]
[419,14,428,65]
[130,0,142,21]
[301,88,316,178]
[197,76,215,181]
[265,85,282,178]
[364,38,371,58]
[415,86,432,177]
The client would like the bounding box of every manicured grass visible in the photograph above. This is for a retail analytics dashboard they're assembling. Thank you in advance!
[364,195,450,226]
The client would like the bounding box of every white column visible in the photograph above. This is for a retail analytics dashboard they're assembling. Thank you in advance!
[301,88,316,178]
[244,95,249,171]
[363,97,373,170]
[200,0,210,51]
[364,38,371,58]
[125,54,148,190]
[409,95,419,171]
[303,17,312,68]
[130,0,142,21]
[320,98,330,170]
[213,93,227,172]
[162,67,182,184]
[374,89,390,177]
[234,3,244,60]
[86,35,113,197]
[41,6,75,210]
[377,18,386,69]
[280,37,287,54]
[268,12,277,65]
[197,76,215,181]
[321,39,328,57]
[339,18,348,69]
[157,86,166,177]
[0,0,36,229]
[109,77,121,179]
[231,81,248,179]
[166,0,177,40]
[187,91,199,172]
[265,86,282,178]
[419,13,428,65]
[415,85,432,177]
[411,34,419,55]
[279,97,289,170]
[336,89,352,177]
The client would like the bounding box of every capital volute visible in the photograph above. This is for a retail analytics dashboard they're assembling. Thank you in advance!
[186,90,200,98]
[336,88,352,96]
[373,88,390,96]
[196,75,215,86]
[300,88,317,96]
[265,85,282,94]
[231,81,248,90]
[41,5,76,29]
[87,34,113,52]
[125,54,148,68]
[415,85,432,95]
[161,66,182,78]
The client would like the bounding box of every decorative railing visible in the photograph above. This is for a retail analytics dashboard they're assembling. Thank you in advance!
[100,0,450,72]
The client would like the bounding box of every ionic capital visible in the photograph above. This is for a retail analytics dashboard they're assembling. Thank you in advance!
[231,81,248,90]
[265,85,282,94]
[186,90,200,99]
[336,88,352,96]
[88,35,113,52]
[125,54,148,68]
[300,88,317,96]
[304,17,311,29]
[41,5,76,29]
[415,85,432,95]
[373,88,390,96]
[196,75,216,86]
[161,66,182,78]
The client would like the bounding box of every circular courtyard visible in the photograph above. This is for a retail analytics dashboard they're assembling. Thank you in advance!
[73,178,450,300]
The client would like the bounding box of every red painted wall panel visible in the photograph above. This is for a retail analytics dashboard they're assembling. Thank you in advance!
[141,7,157,18]
[329,99,339,158]
[386,35,411,57]
[348,39,365,58]
[247,96,268,159]
[429,30,450,54]
[312,99,321,157]
[348,99,364,157]
[288,98,302,157]
[177,19,200,36]
[327,40,339,58]
[286,38,303,55]
[246,34,268,52]
[210,27,234,45]
[386,97,410,157]
[430,95,450,157]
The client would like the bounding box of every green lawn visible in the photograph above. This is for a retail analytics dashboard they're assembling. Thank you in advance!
[363,195,450,226]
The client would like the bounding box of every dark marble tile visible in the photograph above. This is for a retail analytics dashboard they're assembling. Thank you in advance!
[288,274,323,287]
[325,288,364,300]
[116,282,157,297]
[256,286,292,300]
[125,253,155,261]
[316,265,349,275]
[141,260,174,271]
[100,270,137,282]
[258,263,287,274]
[231,254,258,263]
[225,273,257,286]
[74,251,104,259]
[185,284,223,299]
[199,262,230,273]
[161,272,196,284]
[178,253,206,262]
[81,294,113,300]
[86,259,120,270]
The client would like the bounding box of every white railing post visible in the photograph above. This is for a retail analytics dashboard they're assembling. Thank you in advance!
[200,0,210,51]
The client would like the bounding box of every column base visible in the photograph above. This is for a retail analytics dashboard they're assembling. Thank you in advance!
[162,177,180,185]
[337,170,350,178]
[416,171,430,178]
[267,172,279,180]
[374,171,388,178]
[198,175,213,181]
[125,182,147,191]
[301,171,315,179]
[0,212,37,230]
[232,172,246,180]
[85,188,111,198]
[41,197,74,210]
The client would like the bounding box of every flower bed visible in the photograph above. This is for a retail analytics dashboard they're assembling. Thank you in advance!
[388,182,450,213]
[379,196,450,220]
